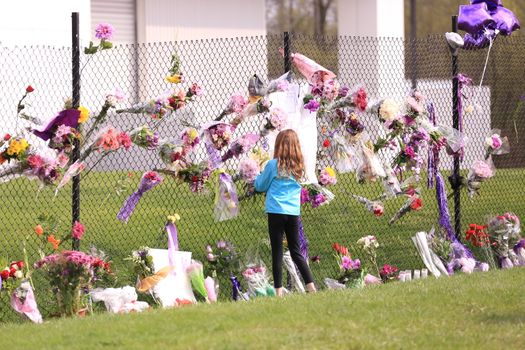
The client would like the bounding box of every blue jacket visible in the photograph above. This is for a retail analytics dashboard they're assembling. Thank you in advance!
[254,159,301,216]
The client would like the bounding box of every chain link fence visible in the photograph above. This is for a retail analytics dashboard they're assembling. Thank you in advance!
[1,33,524,322]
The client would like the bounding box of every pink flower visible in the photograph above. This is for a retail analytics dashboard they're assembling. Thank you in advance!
[269,107,288,130]
[95,23,114,40]
[352,87,368,111]
[277,80,290,91]
[190,83,203,96]
[57,152,69,168]
[485,134,502,150]
[71,221,85,240]
[407,96,423,113]
[27,154,44,169]
[117,132,132,149]
[239,158,259,182]
[226,94,247,114]
[472,160,493,179]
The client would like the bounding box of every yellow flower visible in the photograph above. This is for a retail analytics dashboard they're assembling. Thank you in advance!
[167,213,181,223]
[165,74,183,84]
[6,138,29,156]
[325,167,336,178]
[78,106,90,123]
[187,128,198,140]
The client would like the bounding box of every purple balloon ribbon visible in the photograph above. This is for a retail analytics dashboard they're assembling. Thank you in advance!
[298,217,309,260]
[435,171,474,259]
[426,102,438,189]
[205,140,222,170]
[229,275,243,301]
[32,109,80,141]
[166,221,179,269]
[117,171,163,223]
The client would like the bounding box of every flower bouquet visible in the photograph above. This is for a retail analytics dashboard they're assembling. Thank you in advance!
[205,240,246,301]
[389,194,423,224]
[35,250,112,316]
[300,183,335,208]
[465,223,498,269]
[158,141,187,171]
[487,212,522,268]
[326,243,365,289]
[204,122,236,151]
[221,133,260,162]
[318,166,337,186]
[241,263,275,297]
[213,170,239,222]
[379,264,399,283]
[217,94,248,120]
[130,125,159,150]
[466,159,495,198]
[186,260,208,303]
[260,107,288,137]
[357,235,380,277]
[352,195,384,217]
[484,129,510,159]
[174,161,212,193]
[356,144,386,183]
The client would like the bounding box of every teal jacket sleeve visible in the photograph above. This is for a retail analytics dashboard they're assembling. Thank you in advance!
[254,159,276,193]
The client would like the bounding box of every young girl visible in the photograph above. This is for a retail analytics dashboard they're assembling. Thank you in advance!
[254,129,316,296]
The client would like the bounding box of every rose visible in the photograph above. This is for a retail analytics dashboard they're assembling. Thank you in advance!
[371,202,384,217]
[379,99,399,121]
[3,133,11,141]
[26,85,34,93]
[472,160,493,179]
[1,269,10,280]
[322,139,330,148]
[484,134,502,150]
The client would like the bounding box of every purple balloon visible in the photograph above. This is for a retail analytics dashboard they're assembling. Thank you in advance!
[458,3,495,35]
[471,0,502,11]
[491,6,520,35]
[32,109,80,141]
[463,28,496,49]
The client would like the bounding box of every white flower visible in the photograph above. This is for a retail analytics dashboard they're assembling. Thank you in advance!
[379,99,399,121]
[14,270,24,279]
[357,235,379,249]
[464,105,474,114]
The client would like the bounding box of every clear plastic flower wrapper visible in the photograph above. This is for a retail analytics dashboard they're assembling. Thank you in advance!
[352,195,384,217]
[90,286,149,313]
[389,194,423,224]
[331,133,359,174]
[282,251,305,293]
[214,170,239,222]
[487,212,522,268]
[158,141,188,171]
[130,125,159,150]
[356,144,386,183]
[300,183,335,208]
[241,261,275,297]
[484,129,510,158]
[466,158,495,198]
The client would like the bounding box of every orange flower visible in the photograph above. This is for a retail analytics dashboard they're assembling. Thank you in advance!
[34,224,44,236]
[0,154,5,165]
[47,235,61,250]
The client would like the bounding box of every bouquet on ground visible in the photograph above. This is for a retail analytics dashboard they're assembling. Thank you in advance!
[241,262,275,298]
[35,250,112,316]
[357,235,380,277]
[205,240,245,301]
[327,243,365,289]
[379,264,399,283]
[125,247,156,292]
[186,260,208,303]
[487,212,522,268]
[301,183,335,208]
[465,159,495,198]
[465,223,498,269]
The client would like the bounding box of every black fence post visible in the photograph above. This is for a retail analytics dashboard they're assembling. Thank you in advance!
[450,15,462,239]
[71,12,81,250]
[283,32,291,74]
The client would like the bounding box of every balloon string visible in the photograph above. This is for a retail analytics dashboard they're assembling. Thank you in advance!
[470,32,497,110]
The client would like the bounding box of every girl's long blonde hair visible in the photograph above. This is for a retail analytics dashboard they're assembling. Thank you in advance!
[274,129,304,181]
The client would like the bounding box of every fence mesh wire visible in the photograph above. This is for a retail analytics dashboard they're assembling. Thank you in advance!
[1,34,524,322]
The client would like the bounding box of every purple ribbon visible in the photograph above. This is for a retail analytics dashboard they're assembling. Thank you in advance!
[229,275,243,301]
[205,140,222,170]
[435,172,474,259]
[166,222,179,268]
[32,109,80,141]
[117,172,163,223]
[298,217,309,260]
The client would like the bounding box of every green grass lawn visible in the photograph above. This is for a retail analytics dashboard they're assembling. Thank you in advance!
[0,268,523,349]
[1,168,524,322]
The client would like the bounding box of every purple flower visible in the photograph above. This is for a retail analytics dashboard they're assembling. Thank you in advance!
[341,256,353,270]
[300,187,310,204]
[217,240,227,249]
[311,193,325,208]
[338,86,350,98]
[304,99,320,112]
[95,23,114,40]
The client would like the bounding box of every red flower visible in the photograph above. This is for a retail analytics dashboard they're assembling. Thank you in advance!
[9,267,16,276]
[34,224,44,236]
[410,197,423,211]
[192,175,199,182]
[26,85,34,93]
[0,269,9,280]
[3,133,11,141]
[322,139,331,148]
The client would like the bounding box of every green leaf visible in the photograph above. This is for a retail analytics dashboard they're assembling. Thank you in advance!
[101,40,113,49]
[84,46,99,55]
